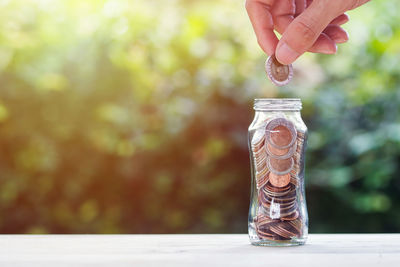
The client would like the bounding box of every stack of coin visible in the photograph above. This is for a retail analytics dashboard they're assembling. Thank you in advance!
[259,179,298,214]
[292,130,306,176]
[265,118,297,180]
[251,129,269,189]
[251,117,305,241]
[255,214,302,241]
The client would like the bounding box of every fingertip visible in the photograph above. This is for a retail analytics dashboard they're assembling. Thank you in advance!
[334,34,348,44]
[324,25,349,44]
[343,13,350,22]
[330,13,350,25]
[275,41,301,65]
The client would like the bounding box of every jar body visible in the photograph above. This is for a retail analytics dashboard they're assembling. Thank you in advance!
[248,99,308,246]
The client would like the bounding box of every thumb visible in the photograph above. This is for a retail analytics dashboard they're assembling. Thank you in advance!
[276,0,340,64]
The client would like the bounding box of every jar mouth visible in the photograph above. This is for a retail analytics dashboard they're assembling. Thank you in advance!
[253,98,302,111]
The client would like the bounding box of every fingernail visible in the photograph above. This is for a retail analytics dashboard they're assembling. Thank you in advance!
[323,44,337,54]
[276,42,300,65]
[327,43,337,54]
[331,31,349,44]
[333,37,348,43]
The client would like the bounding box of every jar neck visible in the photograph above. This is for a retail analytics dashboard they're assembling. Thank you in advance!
[253,98,302,112]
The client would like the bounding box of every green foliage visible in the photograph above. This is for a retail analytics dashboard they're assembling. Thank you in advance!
[0,0,399,233]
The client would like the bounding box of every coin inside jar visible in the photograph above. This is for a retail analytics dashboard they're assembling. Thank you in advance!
[268,157,294,175]
[271,125,292,148]
[269,172,291,188]
[265,118,297,149]
[266,142,289,156]
[265,55,293,86]
[266,142,296,160]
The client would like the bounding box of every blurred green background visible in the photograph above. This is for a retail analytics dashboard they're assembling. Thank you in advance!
[0,0,399,234]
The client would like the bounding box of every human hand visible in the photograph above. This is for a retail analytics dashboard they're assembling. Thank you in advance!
[245,0,370,64]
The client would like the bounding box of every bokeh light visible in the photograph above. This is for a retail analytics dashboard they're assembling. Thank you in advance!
[0,0,399,233]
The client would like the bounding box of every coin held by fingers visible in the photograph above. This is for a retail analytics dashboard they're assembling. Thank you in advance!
[265,54,293,86]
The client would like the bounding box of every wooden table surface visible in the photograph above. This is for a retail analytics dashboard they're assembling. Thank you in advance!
[1,234,399,266]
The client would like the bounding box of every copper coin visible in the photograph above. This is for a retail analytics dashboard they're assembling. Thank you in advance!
[262,201,297,214]
[261,201,296,213]
[288,219,303,235]
[297,130,305,139]
[255,148,267,159]
[266,142,296,160]
[256,166,269,179]
[271,125,292,147]
[279,221,300,237]
[268,157,294,175]
[276,206,298,218]
[292,161,300,175]
[262,190,290,199]
[266,142,289,156]
[265,118,297,149]
[296,144,303,153]
[265,181,294,192]
[261,196,296,208]
[263,186,292,198]
[268,224,292,240]
[257,231,282,241]
[262,195,297,208]
[255,214,278,227]
[253,149,266,163]
[264,182,291,193]
[263,198,296,208]
[270,224,295,239]
[255,157,267,172]
[265,55,293,86]
[263,194,296,205]
[256,171,269,189]
[281,210,299,221]
[252,139,265,154]
[262,187,296,199]
[290,176,299,186]
[269,172,291,188]
[257,230,275,239]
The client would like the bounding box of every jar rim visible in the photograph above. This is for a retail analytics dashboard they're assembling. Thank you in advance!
[253,98,302,111]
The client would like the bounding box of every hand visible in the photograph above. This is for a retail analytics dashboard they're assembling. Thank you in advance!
[245,0,370,64]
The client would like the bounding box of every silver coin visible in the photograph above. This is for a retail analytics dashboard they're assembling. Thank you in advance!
[265,55,293,86]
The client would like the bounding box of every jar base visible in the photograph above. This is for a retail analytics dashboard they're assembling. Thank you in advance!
[250,237,306,247]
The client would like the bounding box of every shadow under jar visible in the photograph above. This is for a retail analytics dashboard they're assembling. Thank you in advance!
[248,98,308,246]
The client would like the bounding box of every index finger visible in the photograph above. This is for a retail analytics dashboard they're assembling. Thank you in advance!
[245,0,279,55]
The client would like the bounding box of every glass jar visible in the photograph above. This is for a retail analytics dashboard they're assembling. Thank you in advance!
[248,98,308,246]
